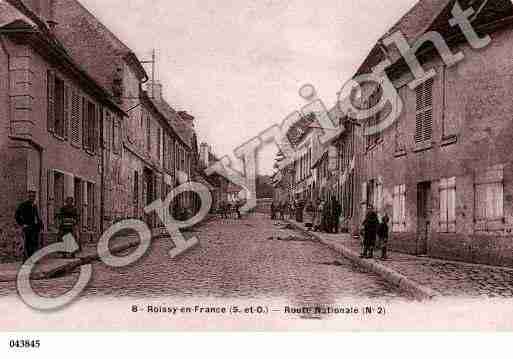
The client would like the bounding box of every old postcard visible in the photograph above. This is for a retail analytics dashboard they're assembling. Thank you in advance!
[1,0,513,339]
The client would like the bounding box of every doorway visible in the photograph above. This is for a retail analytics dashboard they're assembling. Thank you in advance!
[143,168,155,228]
[416,181,432,255]
[74,178,83,230]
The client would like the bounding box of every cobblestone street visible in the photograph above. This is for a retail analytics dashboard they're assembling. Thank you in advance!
[0,214,411,303]
[293,225,513,299]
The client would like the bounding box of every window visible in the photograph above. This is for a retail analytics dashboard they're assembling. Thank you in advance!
[157,128,162,163]
[475,167,504,228]
[415,78,433,143]
[104,110,112,151]
[180,148,185,172]
[47,71,68,138]
[365,88,383,149]
[146,115,151,153]
[47,170,65,230]
[113,117,121,155]
[393,184,407,232]
[83,99,98,153]
[366,179,383,213]
[342,172,354,219]
[439,177,456,233]
[133,171,139,208]
[74,177,83,229]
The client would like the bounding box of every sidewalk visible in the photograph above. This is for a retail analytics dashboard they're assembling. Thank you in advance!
[0,215,217,283]
[286,219,513,300]
[0,235,141,283]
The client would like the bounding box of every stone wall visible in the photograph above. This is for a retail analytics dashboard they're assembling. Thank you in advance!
[362,26,513,267]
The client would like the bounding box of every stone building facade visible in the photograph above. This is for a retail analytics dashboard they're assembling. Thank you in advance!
[0,0,126,259]
[356,0,513,266]
[0,0,201,261]
[52,0,198,230]
[273,0,513,267]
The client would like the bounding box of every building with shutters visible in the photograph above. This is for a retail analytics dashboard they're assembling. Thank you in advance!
[350,0,513,266]
[286,113,317,202]
[51,0,199,232]
[0,0,128,258]
[0,0,202,260]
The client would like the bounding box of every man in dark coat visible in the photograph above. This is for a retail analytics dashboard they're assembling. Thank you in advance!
[15,190,43,261]
[331,198,342,234]
[362,205,379,259]
[321,199,330,232]
[377,214,390,260]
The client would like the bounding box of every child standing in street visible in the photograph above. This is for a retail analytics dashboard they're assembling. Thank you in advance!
[378,214,390,260]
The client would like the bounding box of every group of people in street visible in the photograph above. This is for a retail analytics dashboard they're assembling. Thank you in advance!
[303,197,342,234]
[15,189,81,262]
[361,205,389,260]
[274,194,390,261]
[219,200,243,220]
[270,201,291,220]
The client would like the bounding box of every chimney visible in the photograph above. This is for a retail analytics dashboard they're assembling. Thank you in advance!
[178,111,195,128]
[147,81,163,103]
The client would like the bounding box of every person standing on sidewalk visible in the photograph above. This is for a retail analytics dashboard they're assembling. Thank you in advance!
[280,201,286,220]
[361,205,379,259]
[236,200,242,220]
[304,200,314,231]
[57,197,80,258]
[377,214,390,260]
[331,197,342,234]
[314,200,324,232]
[15,189,43,261]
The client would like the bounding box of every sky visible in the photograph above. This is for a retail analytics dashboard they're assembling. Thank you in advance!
[80,0,418,175]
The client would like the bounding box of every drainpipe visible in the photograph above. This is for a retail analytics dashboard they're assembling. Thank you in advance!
[0,35,13,137]
[100,108,105,234]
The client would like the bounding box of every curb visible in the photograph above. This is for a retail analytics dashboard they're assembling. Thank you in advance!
[0,237,142,283]
[0,217,213,283]
[286,220,441,301]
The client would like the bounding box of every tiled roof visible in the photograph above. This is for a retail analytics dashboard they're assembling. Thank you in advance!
[149,97,194,149]
[355,0,513,76]
[286,113,317,148]
[382,0,450,43]
[51,0,147,96]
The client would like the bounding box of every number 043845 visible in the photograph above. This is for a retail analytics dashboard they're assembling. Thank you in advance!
[9,339,41,349]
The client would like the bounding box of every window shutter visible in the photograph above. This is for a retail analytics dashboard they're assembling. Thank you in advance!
[82,97,89,150]
[440,179,448,233]
[104,110,111,151]
[393,186,399,229]
[71,88,81,144]
[448,184,456,233]
[494,182,504,219]
[47,169,55,230]
[82,183,88,231]
[93,184,99,232]
[400,184,406,231]
[63,84,71,140]
[93,104,100,153]
[475,184,487,221]
[415,79,433,143]
[47,70,55,133]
